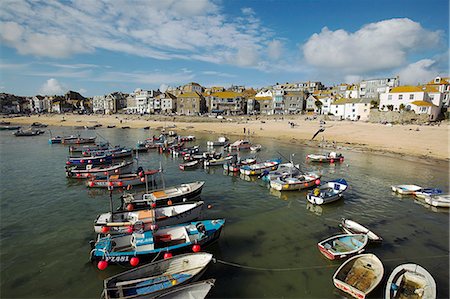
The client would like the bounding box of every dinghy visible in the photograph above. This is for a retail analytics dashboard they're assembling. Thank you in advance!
[62,136,96,144]
[391,184,422,195]
[204,155,234,166]
[87,170,159,188]
[260,162,301,182]
[226,139,252,151]
[424,194,450,208]
[385,263,436,299]
[223,157,257,172]
[102,253,213,299]
[307,178,348,205]
[179,160,200,170]
[90,219,225,266]
[94,201,204,234]
[340,218,382,243]
[13,129,45,136]
[270,172,321,191]
[153,279,215,299]
[306,152,344,163]
[239,158,281,176]
[121,181,205,210]
[317,234,368,260]
[66,161,134,179]
[66,154,113,166]
[333,253,384,299]
[250,144,262,152]
[414,188,443,199]
[207,136,228,147]
[49,135,77,144]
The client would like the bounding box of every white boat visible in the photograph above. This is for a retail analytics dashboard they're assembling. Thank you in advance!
[385,263,436,299]
[94,201,204,234]
[154,279,215,299]
[250,144,262,152]
[340,218,383,243]
[391,184,422,195]
[204,155,234,166]
[424,194,450,208]
[226,139,252,151]
[260,162,301,182]
[414,188,443,199]
[306,152,344,163]
[270,172,321,191]
[207,136,228,146]
[318,234,369,260]
[307,179,348,205]
[102,253,213,299]
[333,253,384,299]
[239,159,281,176]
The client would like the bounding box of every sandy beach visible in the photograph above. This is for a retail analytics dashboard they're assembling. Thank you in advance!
[5,114,449,162]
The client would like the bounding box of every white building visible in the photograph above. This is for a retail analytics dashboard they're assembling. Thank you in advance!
[130,89,160,114]
[359,77,399,99]
[330,98,372,121]
[426,76,450,108]
[30,95,47,113]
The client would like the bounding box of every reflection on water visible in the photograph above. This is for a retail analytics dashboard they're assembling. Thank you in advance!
[0,127,448,298]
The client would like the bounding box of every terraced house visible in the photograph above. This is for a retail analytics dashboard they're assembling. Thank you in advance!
[208,91,246,115]
[176,91,207,115]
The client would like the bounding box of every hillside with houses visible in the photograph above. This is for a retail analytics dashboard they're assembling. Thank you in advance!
[1,76,449,123]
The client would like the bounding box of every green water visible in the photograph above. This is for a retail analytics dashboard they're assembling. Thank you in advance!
[0,127,448,298]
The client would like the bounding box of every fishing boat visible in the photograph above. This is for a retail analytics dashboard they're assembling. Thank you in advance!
[178,135,196,142]
[239,158,281,176]
[121,181,205,210]
[207,136,228,146]
[260,162,301,182]
[49,135,77,144]
[424,194,450,208]
[31,122,48,128]
[86,148,133,159]
[270,172,321,191]
[307,178,348,205]
[391,184,422,195]
[13,129,45,136]
[414,188,443,199]
[204,155,234,167]
[94,201,204,234]
[340,218,383,243]
[385,263,436,299]
[306,152,344,163]
[333,253,384,299]
[179,160,200,170]
[153,279,215,299]
[101,253,214,299]
[226,139,252,151]
[250,144,262,152]
[66,154,113,166]
[223,157,257,172]
[317,233,369,260]
[69,142,110,153]
[66,161,134,179]
[82,146,124,156]
[62,136,96,144]
[90,220,225,266]
[87,170,159,188]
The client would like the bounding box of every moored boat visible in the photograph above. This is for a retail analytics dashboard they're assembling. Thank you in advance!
[0,125,21,130]
[306,152,344,163]
[66,161,134,179]
[424,193,450,208]
[207,136,228,147]
[153,279,215,299]
[13,129,45,136]
[223,157,257,172]
[204,155,234,167]
[62,136,96,144]
[49,135,77,144]
[307,178,348,205]
[250,144,262,152]
[90,220,225,266]
[87,170,159,188]
[226,139,252,151]
[66,154,113,166]
[317,233,369,260]
[121,181,205,210]
[102,253,214,298]
[391,184,422,195]
[340,218,383,243]
[260,162,301,182]
[385,263,436,299]
[69,142,110,153]
[239,158,281,176]
[414,188,443,199]
[333,253,384,299]
[270,172,321,191]
[94,201,204,234]
[179,160,200,170]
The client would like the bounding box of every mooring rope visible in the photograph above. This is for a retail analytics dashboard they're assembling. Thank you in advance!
[212,254,449,272]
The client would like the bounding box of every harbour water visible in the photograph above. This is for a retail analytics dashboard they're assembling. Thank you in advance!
[0,127,449,298]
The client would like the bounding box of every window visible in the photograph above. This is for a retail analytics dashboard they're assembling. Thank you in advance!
[399,95,403,100]
[352,109,355,112]
[388,95,392,100]
[409,94,414,100]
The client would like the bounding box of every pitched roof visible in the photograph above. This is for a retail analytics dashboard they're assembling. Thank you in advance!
[390,86,423,93]
[411,101,433,107]
[178,92,202,98]
[211,91,242,98]
[254,96,272,101]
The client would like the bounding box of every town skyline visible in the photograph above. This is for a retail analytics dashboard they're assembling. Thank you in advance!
[0,0,448,97]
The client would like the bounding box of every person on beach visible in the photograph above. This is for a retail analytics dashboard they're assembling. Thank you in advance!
[244,128,246,134]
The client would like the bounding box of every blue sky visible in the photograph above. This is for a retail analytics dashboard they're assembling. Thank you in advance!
[0,0,448,96]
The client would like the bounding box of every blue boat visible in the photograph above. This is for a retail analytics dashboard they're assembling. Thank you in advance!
[66,154,112,166]
[318,233,368,260]
[239,158,282,176]
[90,219,225,266]
[414,188,443,199]
[307,178,348,205]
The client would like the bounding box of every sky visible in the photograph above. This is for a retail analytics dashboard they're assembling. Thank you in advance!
[0,0,448,97]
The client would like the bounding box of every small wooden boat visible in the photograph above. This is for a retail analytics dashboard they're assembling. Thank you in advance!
[260,162,300,182]
[223,157,257,172]
[204,155,234,166]
[226,139,252,151]
[90,220,225,266]
[306,152,344,163]
[391,184,422,195]
[87,170,159,188]
[414,188,443,199]
[317,234,369,260]
[239,158,281,176]
[13,129,45,136]
[66,154,113,166]
[94,201,204,234]
[307,178,348,205]
[49,135,77,144]
[340,218,382,243]
[179,160,200,170]
[62,136,96,144]
[102,253,213,298]
[424,194,450,208]
[153,279,215,299]
[66,161,134,179]
[207,136,228,146]
[121,181,205,210]
[69,142,110,153]
[333,253,384,299]
[270,172,321,191]
[250,144,262,152]
[385,263,436,299]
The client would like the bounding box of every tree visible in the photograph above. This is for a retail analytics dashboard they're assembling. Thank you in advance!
[314,100,323,113]
[399,104,405,111]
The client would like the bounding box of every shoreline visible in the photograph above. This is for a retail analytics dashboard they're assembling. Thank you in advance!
[4,113,449,163]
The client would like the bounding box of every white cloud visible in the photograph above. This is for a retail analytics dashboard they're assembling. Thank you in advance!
[39,78,65,95]
[78,88,87,94]
[303,18,442,74]
[267,40,283,60]
[93,70,195,85]
[159,84,168,92]
[397,59,439,85]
